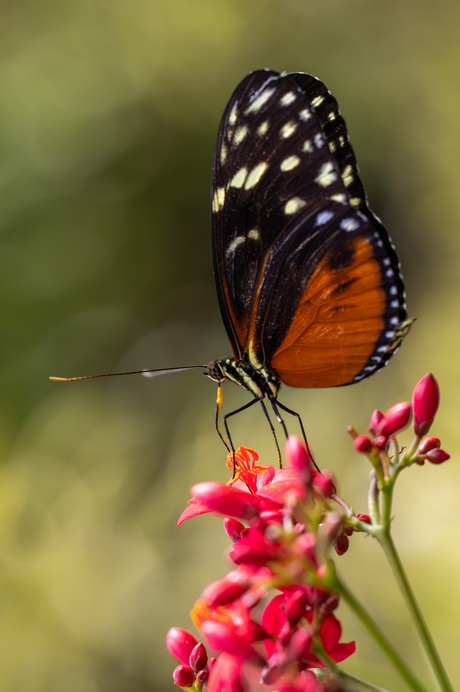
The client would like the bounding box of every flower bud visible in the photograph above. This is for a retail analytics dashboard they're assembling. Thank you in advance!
[223,517,245,542]
[425,448,450,464]
[285,435,313,486]
[190,643,207,673]
[166,628,199,666]
[417,436,440,455]
[334,532,349,555]
[173,664,195,687]
[196,668,209,683]
[313,470,335,498]
[378,402,412,437]
[369,409,384,434]
[285,589,308,625]
[374,435,388,450]
[354,435,373,454]
[356,513,371,525]
[413,374,440,436]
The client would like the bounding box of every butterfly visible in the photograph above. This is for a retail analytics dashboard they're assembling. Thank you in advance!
[205,69,412,454]
[51,69,412,459]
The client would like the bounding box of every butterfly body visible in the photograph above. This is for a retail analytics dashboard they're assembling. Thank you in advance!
[207,358,279,401]
[209,69,411,417]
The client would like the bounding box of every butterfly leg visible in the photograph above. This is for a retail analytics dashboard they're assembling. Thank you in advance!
[224,397,287,468]
[272,399,320,472]
[258,398,283,467]
[221,396,260,452]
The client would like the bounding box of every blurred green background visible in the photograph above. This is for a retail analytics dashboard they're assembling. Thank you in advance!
[2,0,460,689]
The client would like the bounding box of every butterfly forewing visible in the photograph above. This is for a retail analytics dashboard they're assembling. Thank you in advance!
[212,70,349,358]
[211,69,408,387]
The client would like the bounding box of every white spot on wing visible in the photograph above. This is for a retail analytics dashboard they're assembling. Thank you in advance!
[342,164,354,187]
[246,88,275,114]
[315,161,338,187]
[230,167,248,188]
[228,104,238,126]
[248,228,260,240]
[314,210,334,226]
[302,139,314,153]
[220,144,227,165]
[280,121,298,138]
[244,162,268,190]
[340,217,360,232]
[299,108,312,122]
[233,125,248,146]
[311,95,325,108]
[313,133,324,148]
[285,197,306,215]
[257,120,269,137]
[280,155,300,172]
[226,236,246,256]
[212,187,226,212]
[280,91,297,106]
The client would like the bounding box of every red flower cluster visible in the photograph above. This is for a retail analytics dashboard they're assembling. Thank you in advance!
[167,442,355,691]
[167,374,452,690]
[351,374,449,471]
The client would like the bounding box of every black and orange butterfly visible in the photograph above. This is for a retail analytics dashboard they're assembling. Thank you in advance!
[52,69,412,458]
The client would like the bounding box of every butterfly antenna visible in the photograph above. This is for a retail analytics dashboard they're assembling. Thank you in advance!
[49,365,207,383]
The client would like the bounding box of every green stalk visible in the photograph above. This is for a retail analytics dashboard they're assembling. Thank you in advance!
[333,670,393,692]
[337,577,426,692]
[377,529,453,692]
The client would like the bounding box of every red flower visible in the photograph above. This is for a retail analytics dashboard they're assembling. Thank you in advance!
[413,374,440,436]
[262,589,355,668]
[170,441,356,690]
[178,446,307,526]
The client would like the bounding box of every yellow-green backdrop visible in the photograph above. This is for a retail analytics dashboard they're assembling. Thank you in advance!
[2,1,459,690]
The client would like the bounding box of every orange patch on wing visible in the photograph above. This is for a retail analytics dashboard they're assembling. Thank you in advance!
[271,236,386,387]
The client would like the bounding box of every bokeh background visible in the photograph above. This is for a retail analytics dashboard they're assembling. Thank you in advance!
[2,1,460,689]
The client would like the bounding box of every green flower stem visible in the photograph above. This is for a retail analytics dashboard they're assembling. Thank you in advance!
[333,670,393,692]
[336,576,426,692]
[368,472,381,525]
[314,648,390,691]
[376,527,454,692]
